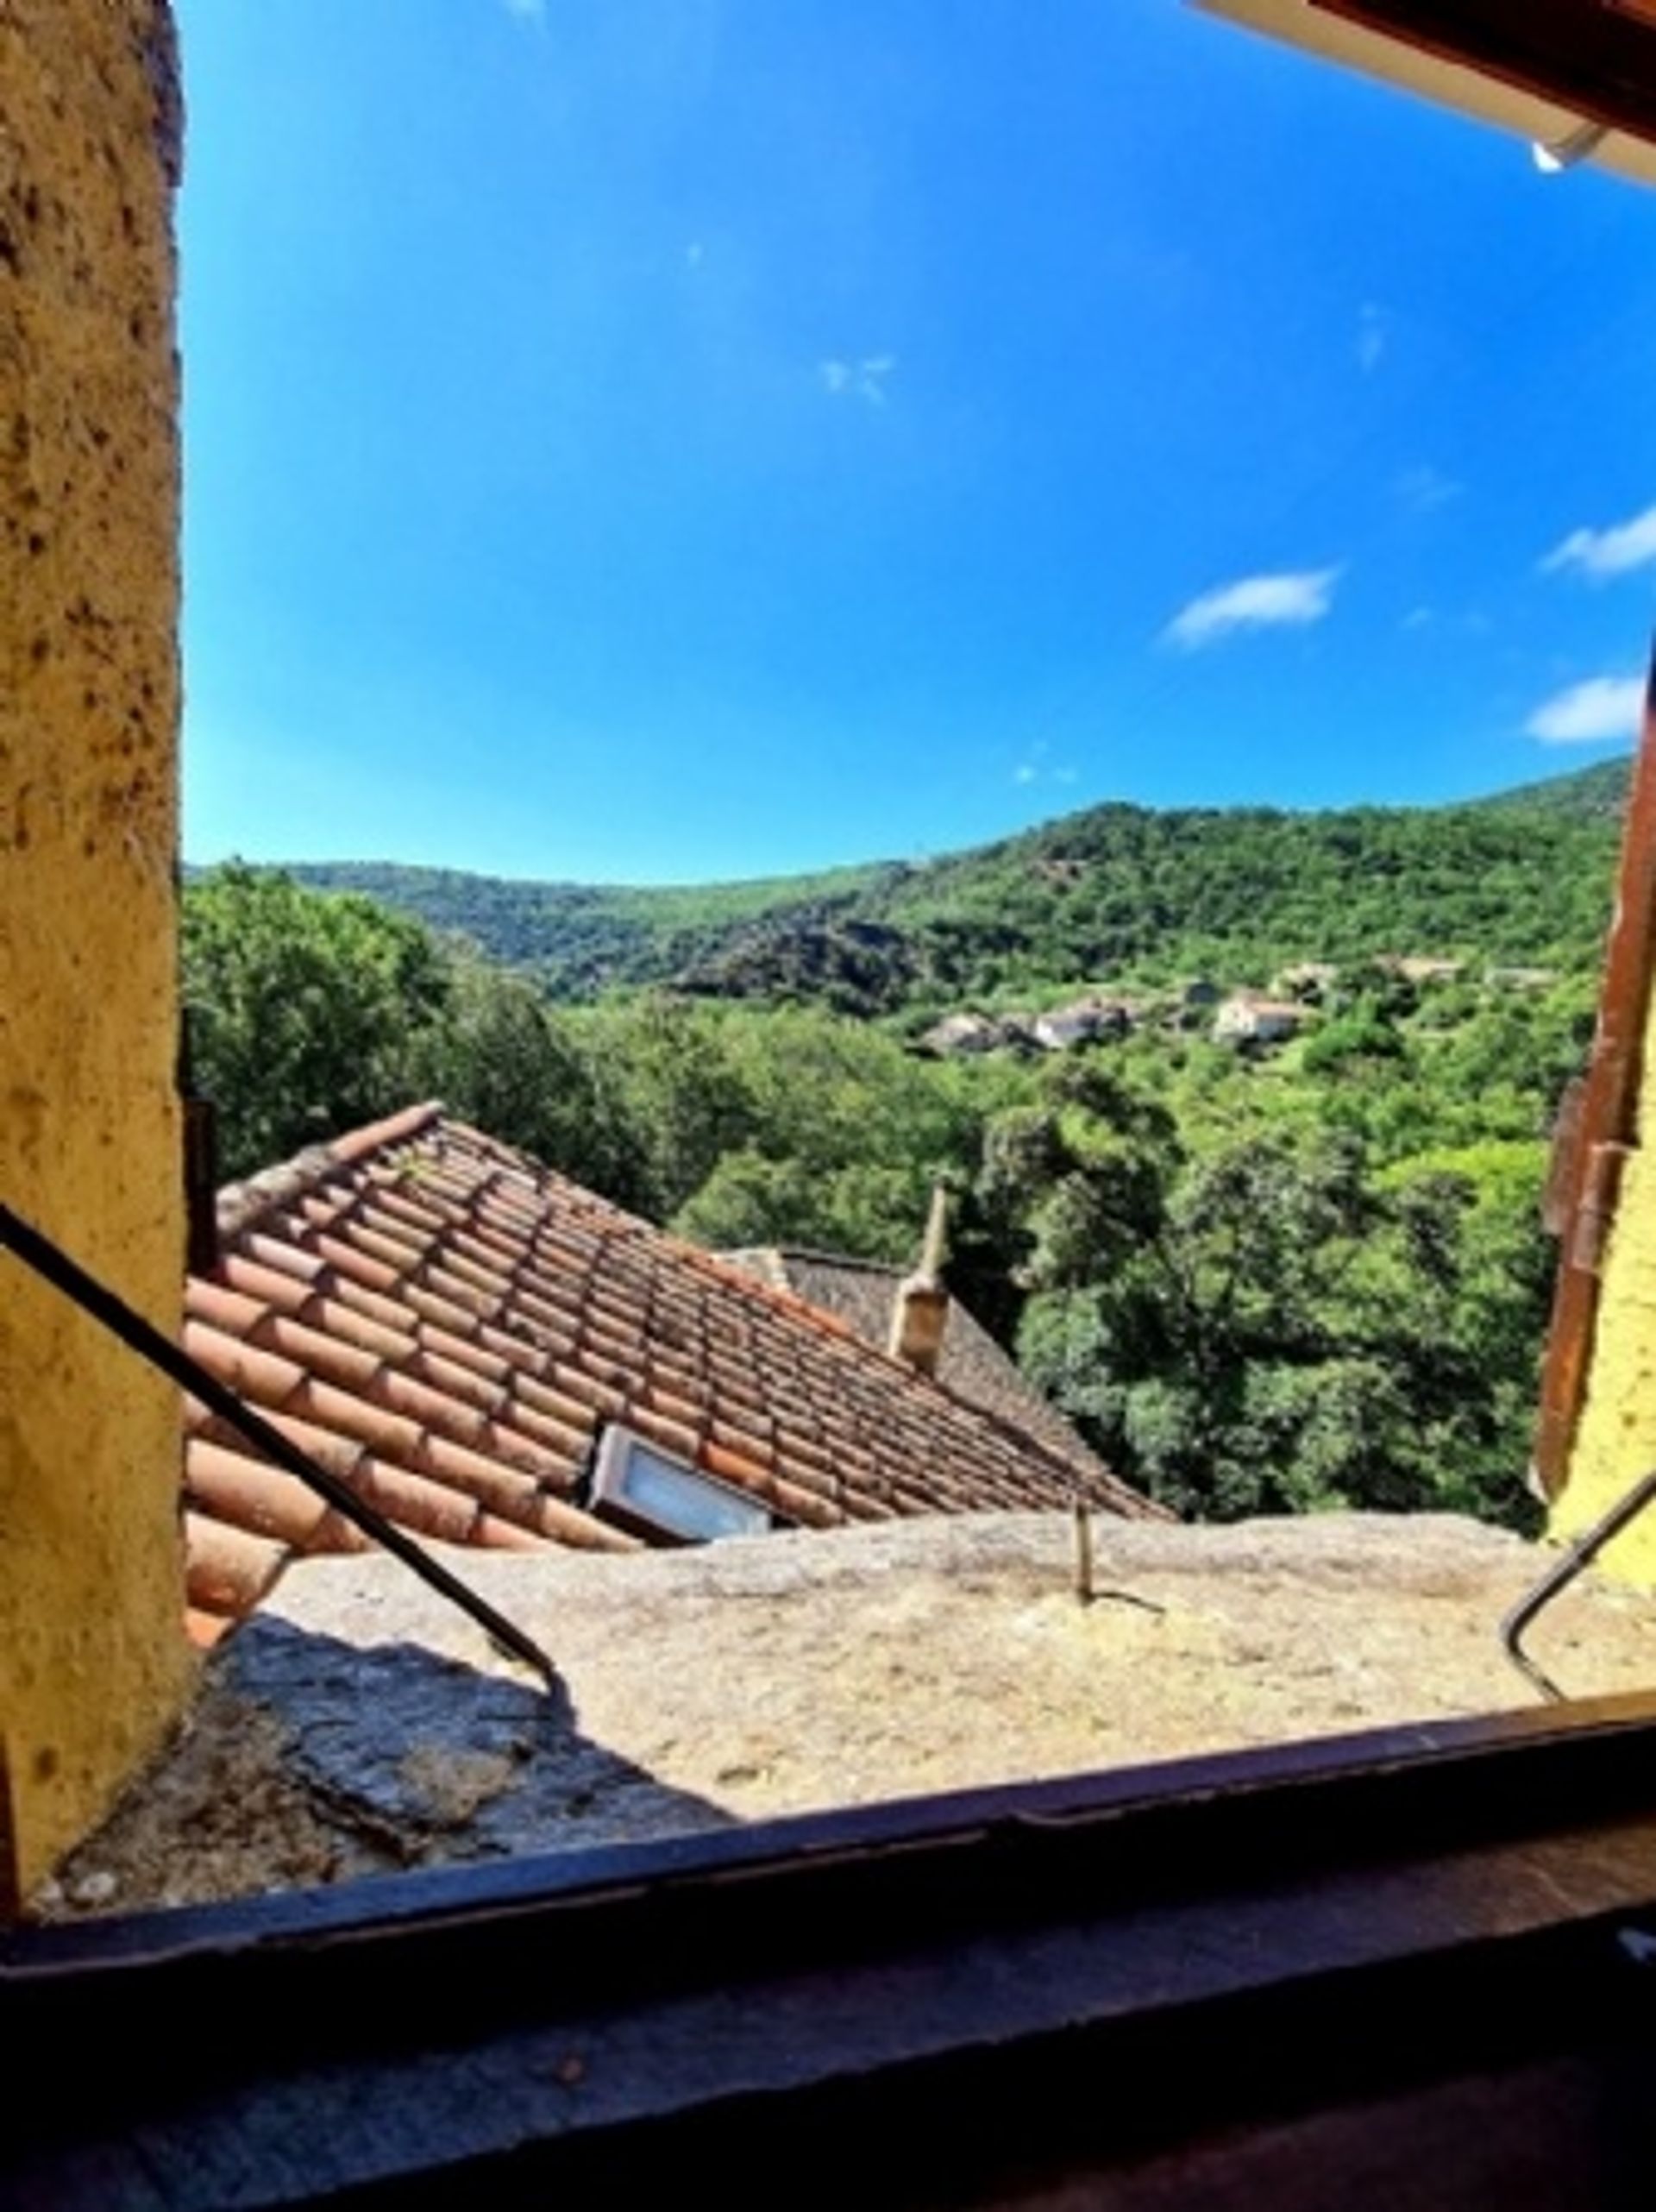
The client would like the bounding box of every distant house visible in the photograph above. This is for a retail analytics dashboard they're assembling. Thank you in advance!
[923,996,1141,1056]
[918,1011,1003,1057]
[1031,996,1134,1051]
[181,1105,1158,1642]
[919,1009,1044,1056]
[1486,965,1558,991]
[1373,955,1465,986]
[1213,994,1310,1047]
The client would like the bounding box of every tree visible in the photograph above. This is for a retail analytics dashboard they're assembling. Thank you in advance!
[994,1062,1542,1530]
[184,866,451,1179]
[408,957,644,1203]
[585,996,992,1257]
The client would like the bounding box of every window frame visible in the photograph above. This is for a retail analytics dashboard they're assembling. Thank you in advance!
[588,1423,780,1543]
[9,1689,1656,2202]
[13,8,1656,2199]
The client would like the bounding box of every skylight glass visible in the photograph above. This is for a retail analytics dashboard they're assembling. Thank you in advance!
[593,1427,775,1543]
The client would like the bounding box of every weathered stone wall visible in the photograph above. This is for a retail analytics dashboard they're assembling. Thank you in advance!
[0,0,191,1896]
[43,1512,1656,1917]
[1552,983,1656,1580]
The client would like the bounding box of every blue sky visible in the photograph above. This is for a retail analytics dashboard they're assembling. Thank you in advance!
[178,0,1656,883]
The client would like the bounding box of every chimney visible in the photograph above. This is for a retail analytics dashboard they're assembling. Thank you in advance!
[888,1185,951,1377]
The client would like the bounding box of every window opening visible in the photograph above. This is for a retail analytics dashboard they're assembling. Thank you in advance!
[16,0,1656,1940]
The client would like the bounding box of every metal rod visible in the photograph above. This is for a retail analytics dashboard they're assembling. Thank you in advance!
[1501,1462,1656,1702]
[0,1201,561,1693]
[1073,1494,1094,1606]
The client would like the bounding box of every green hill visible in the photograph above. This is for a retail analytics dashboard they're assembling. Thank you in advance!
[285,757,1631,1013]
[191,758,1634,1533]
[1468,755,1634,822]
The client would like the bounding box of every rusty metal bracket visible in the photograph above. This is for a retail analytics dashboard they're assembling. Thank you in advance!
[1502,1462,1656,1701]
[0,1200,561,1694]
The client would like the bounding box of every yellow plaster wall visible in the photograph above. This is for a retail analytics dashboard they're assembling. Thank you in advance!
[1552,983,1656,1582]
[0,0,192,1896]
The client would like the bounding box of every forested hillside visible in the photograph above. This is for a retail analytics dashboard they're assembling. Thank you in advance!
[190,758,1628,1538]
[288,758,1628,1013]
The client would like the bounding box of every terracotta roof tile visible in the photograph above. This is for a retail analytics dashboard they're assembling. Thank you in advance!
[843,1492,899,1523]
[521,1491,643,1552]
[727,1247,1119,1486]
[625,1404,703,1464]
[189,1403,364,1486]
[701,1438,776,1492]
[551,1362,629,1422]
[180,1105,1162,1635]
[471,1512,553,1553]
[336,1456,496,1549]
[185,1439,331,1552]
[300,1229,408,1300]
[184,1512,288,1619]
[707,1416,776,1469]
[766,1476,841,1529]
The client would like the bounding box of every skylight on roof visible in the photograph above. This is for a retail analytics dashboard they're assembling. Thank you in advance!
[591,1425,775,1544]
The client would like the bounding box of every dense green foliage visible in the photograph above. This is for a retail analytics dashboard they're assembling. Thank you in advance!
[184,866,453,1175]
[184,867,1004,1249]
[287,757,1627,1014]
[993,1044,1573,1530]
[189,757,1625,1535]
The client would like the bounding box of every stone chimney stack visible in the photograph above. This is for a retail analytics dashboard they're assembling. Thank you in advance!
[888,1185,951,1377]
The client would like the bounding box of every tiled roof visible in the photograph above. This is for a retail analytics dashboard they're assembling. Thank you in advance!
[724,1247,1113,1485]
[183,1105,1161,1643]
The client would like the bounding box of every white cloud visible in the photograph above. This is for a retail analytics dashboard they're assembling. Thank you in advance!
[503,0,545,18]
[1525,674,1645,745]
[820,355,894,406]
[1356,304,1388,374]
[1395,464,1460,515]
[1541,501,1656,581]
[1163,567,1341,650]
[1011,741,1077,789]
